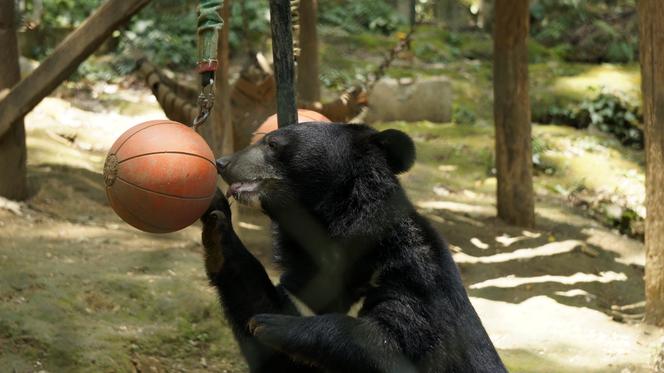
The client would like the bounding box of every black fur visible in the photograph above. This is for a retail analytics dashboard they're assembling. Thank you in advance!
[201,123,506,372]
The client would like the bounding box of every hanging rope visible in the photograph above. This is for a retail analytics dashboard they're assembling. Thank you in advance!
[290,0,301,61]
[363,27,416,94]
[194,0,225,129]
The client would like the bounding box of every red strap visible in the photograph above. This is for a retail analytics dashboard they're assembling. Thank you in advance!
[197,60,219,73]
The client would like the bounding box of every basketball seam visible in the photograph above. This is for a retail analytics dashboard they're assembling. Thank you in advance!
[106,187,170,232]
[116,177,215,200]
[118,151,215,167]
[113,121,173,155]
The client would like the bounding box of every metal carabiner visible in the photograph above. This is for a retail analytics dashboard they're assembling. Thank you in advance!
[192,79,215,130]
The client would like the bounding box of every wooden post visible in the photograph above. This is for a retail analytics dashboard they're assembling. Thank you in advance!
[409,0,417,28]
[269,0,298,128]
[639,0,664,326]
[0,0,27,200]
[492,0,535,228]
[297,0,321,106]
[0,0,151,139]
[218,0,234,154]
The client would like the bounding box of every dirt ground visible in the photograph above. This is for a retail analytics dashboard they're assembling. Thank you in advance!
[0,85,661,372]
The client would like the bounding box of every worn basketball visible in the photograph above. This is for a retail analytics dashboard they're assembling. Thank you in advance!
[251,109,331,144]
[103,120,217,233]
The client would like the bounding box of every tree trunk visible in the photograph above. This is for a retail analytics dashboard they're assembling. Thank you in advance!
[297,0,321,106]
[409,0,417,28]
[0,0,151,139]
[397,0,410,24]
[492,0,534,228]
[477,0,493,30]
[0,0,27,200]
[639,0,664,326]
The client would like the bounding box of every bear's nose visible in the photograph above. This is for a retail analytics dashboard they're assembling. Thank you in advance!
[215,156,231,173]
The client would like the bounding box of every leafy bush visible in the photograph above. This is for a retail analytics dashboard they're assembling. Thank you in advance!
[319,0,401,35]
[119,5,199,71]
[530,0,639,63]
[531,135,557,175]
[118,0,271,72]
[539,90,643,148]
[41,0,102,28]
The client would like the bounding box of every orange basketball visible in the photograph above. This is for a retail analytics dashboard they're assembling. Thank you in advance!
[103,120,217,233]
[251,109,331,144]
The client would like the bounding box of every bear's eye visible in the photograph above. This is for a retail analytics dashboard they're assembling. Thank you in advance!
[267,137,280,150]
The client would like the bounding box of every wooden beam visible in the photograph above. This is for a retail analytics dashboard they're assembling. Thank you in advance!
[269,0,298,128]
[0,0,151,138]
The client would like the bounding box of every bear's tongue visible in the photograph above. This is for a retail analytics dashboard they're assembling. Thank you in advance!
[226,181,260,198]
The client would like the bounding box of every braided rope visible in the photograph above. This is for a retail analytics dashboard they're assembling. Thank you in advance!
[290,0,301,61]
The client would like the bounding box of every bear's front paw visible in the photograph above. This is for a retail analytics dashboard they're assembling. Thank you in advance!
[202,188,232,224]
[249,314,304,350]
[201,209,231,277]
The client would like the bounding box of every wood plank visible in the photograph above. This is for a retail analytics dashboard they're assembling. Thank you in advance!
[0,0,151,138]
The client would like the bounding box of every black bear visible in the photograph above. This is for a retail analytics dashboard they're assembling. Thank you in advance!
[201,123,506,373]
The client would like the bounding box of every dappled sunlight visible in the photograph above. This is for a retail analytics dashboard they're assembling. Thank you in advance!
[416,200,494,215]
[27,133,103,172]
[553,64,641,100]
[474,296,660,372]
[454,240,583,264]
[469,271,628,290]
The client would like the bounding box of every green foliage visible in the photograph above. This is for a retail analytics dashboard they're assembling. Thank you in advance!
[530,0,639,63]
[452,104,476,125]
[532,135,556,175]
[229,0,270,52]
[540,90,643,149]
[40,0,102,28]
[119,4,199,71]
[115,0,270,73]
[319,0,402,35]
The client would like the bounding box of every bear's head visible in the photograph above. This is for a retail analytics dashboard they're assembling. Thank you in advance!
[216,123,415,228]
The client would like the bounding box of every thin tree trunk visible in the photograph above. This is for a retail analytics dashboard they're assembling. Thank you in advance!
[0,0,27,200]
[397,0,410,25]
[0,0,151,139]
[639,0,664,326]
[297,0,321,106]
[492,0,534,228]
[409,0,417,28]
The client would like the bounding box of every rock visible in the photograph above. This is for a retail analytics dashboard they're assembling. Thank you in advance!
[366,77,453,123]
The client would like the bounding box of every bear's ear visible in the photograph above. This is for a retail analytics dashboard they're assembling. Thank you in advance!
[370,129,416,174]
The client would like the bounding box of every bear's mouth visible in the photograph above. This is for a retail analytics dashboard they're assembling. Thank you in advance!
[226,180,262,205]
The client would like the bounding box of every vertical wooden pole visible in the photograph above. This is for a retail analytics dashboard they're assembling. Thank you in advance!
[492,0,535,228]
[297,0,321,106]
[204,0,233,156]
[409,0,417,28]
[639,0,664,326]
[0,0,27,200]
[269,0,298,128]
